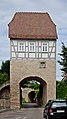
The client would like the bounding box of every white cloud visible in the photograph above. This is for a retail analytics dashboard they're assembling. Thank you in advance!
[0,0,67,80]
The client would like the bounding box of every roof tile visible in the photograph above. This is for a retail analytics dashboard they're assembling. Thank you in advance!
[8,12,58,39]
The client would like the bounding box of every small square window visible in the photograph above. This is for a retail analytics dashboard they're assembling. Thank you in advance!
[40,62,46,68]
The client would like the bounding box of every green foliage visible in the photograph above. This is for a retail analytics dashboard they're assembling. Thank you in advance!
[58,42,67,76]
[0,60,10,85]
[57,42,67,99]
[0,73,8,85]
[56,79,67,100]
[1,60,10,79]
[22,97,27,103]
[28,81,40,90]
[22,80,40,89]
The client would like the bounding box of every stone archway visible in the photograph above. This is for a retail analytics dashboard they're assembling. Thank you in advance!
[10,60,56,109]
[19,76,47,108]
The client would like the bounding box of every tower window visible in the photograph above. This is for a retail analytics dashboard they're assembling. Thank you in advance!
[42,42,48,52]
[18,42,25,51]
[29,42,35,52]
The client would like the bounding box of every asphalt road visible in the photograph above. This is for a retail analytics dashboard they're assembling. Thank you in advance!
[0,108,44,119]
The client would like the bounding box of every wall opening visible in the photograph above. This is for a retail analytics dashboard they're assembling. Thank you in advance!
[28,91,36,103]
[19,76,47,108]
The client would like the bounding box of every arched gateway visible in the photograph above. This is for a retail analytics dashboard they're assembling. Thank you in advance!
[20,76,47,107]
[8,12,57,109]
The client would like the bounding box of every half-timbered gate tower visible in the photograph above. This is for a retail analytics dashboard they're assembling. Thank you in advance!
[8,12,57,109]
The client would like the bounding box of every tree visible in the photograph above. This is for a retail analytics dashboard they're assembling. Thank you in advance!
[56,80,67,100]
[0,60,10,85]
[58,42,67,77]
[57,43,67,99]
[0,73,9,85]
[1,60,10,79]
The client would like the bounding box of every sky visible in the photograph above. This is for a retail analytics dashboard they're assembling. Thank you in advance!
[0,0,67,80]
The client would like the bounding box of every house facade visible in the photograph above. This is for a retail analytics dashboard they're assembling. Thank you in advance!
[8,12,57,109]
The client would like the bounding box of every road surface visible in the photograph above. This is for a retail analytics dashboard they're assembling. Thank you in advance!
[0,108,44,119]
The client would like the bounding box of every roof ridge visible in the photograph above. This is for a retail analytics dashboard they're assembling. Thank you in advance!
[16,12,48,14]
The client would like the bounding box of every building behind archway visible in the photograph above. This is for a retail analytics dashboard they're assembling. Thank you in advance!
[8,12,58,109]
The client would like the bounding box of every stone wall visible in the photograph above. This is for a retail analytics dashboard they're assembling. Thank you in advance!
[0,99,10,109]
[10,59,56,109]
[0,83,10,109]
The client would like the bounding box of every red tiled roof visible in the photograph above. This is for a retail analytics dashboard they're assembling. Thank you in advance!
[8,12,58,39]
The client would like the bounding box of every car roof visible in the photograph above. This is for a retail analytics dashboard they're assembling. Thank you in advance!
[47,99,67,103]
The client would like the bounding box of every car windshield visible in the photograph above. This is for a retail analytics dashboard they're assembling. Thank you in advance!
[52,102,67,108]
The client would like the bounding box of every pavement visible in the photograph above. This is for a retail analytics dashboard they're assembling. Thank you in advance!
[0,107,44,119]
[0,108,12,113]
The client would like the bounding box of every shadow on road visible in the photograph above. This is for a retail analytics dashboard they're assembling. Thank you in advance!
[22,103,39,108]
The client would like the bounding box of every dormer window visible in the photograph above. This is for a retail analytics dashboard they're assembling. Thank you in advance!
[42,42,48,52]
[18,42,25,51]
[29,42,35,52]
